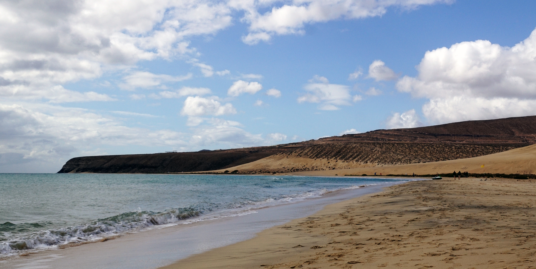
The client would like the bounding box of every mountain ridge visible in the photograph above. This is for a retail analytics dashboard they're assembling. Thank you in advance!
[58,115,536,174]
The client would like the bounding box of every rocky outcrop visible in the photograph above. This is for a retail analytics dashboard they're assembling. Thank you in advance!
[58,146,300,173]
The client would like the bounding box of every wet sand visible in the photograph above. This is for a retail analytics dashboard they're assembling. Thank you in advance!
[163,177,536,268]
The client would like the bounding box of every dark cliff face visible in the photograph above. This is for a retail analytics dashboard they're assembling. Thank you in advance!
[58,115,536,173]
[58,145,303,173]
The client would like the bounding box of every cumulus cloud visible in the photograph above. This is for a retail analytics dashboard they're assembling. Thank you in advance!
[298,76,352,110]
[352,95,363,102]
[240,73,263,80]
[129,94,146,100]
[340,128,360,135]
[189,60,214,77]
[348,70,363,80]
[181,96,237,117]
[266,88,281,98]
[120,71,193,90]
[112,111,159,118]
[365,87,382,96]
[152,87,212,99]
[386,109,421,129]
[0,103,186,172]
[397,28,536,124]
[242,0,452,44]
[368,60,398,81]
[216,70,230,76]
[0,0,234,103]
[228,80,263,96]
[254,100,264,106]
[0,0,455,172]
[0,84,115,103]
[267,133,287,142]
[189,118,264,147]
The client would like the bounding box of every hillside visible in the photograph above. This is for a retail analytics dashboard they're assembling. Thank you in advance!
[58,115,536,174]
[288,143,536,177]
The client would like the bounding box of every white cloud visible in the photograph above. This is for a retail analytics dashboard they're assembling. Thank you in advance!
[422,97,536,125]
[189,60,214,77]
[189,118,264,147]
[242,0,452,45]
[365,87,382,96]
[240,73,263,80]
[121,71,192,90]
[340,128,360,135]
[368,60,398,81]
[352,95,363,102]
[348,70,363,80]
[0,103,185,172]
[254,100,264,106]
[298,76,352,110]
[228,80,263,96]
[216,70,230,76]
[309,75,329,83]
[267,133,287,141]
[130,94,146,100]
[154,87,212,99]
[112,111,159,118]
[0,0,456,172]
[0,84,115,103]
[0,0,234,103]
[386,109,421,129]
[397,28,536,124]
[266,88,281,98]
[242,32,271,45]
[181,96,237,116]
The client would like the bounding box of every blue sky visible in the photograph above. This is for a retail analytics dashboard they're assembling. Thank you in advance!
[1,0,536,172]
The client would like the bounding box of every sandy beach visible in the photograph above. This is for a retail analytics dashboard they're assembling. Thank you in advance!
[162,177,536,268]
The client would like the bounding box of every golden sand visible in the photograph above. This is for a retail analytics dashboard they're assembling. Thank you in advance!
[161,178,536,268]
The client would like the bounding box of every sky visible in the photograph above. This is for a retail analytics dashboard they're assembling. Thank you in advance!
[2,0,536,173]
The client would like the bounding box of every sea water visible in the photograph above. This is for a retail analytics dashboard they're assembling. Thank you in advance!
[0,173,409,258]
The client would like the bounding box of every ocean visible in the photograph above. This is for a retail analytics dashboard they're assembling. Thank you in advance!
[0,173,411,261]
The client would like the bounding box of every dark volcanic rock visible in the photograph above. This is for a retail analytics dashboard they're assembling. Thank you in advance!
[58,145,302,173]
[59,115,536,173]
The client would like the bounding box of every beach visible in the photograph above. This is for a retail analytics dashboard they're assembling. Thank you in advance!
[0,174,405,269]
[163,177,536,268]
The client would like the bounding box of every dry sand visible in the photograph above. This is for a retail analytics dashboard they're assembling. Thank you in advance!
[161,178,536,269]
[222,143,536,177]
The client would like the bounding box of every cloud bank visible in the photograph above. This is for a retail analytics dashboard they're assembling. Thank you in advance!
[397,28,536,124]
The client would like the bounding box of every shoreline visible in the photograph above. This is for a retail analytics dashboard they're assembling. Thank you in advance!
[1,177,401,269]
[162,177,536,268]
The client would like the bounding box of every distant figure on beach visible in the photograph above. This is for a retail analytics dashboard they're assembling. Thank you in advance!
[374,172,376,176]
[453,171,457,180]
[413,173,415,177]
[457,171,462,180]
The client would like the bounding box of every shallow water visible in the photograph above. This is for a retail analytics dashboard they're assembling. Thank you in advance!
[0,173,410,259]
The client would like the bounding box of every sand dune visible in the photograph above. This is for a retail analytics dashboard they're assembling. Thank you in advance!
[221,143,536,176]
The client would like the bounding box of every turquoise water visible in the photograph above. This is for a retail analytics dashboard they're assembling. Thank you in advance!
[0,173,407,257]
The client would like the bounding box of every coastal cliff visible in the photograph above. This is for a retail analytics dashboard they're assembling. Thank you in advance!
[58,115,536,174]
